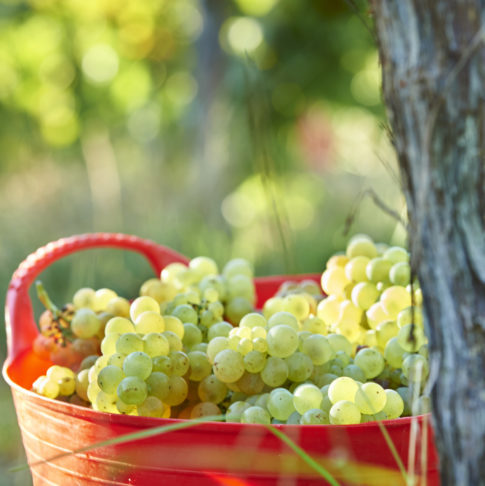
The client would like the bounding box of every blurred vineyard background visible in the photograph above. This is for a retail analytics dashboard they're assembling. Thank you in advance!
[0,0,405,483]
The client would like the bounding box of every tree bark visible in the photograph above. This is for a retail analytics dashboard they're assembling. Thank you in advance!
[370,1,485,485]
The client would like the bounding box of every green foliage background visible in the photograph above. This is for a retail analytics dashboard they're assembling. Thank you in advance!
[0,0,405,483]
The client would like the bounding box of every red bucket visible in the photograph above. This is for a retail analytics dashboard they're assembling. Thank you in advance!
[3,233,440,486]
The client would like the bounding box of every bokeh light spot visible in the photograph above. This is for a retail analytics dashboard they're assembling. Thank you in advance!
[225,17,263,55]
[82,44,119,84]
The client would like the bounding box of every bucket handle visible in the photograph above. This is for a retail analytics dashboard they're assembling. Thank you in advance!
[5,233,189,365]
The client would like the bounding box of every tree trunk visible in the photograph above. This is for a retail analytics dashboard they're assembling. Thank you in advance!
[370,1,485,485]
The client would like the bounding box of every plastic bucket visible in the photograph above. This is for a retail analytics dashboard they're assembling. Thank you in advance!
[3,233,440,486]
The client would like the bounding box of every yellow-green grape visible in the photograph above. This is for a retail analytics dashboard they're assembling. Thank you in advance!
[137,396,165,418]
[328,376,358,404]
[351,282,379,310]
[76,369,90,401]
[397,324,427,352]
[244,350,267,373]
[116,398,136,415]
[123,351,153,380]
[146,371,170,401]
[237,338,253,356]
[143,332,170,357]
[266,325,298,358]
[163,316,185,339]
[227,275,255,303]
[190,402,222,419]
[152,355,173,375]
[94,288,118,312]
[285,352,314,382]
[213,349,245,383]
[345,256,371,283]
[389,262,411,286]
[226,401,251,422]
[161,262,187,284]
[260,356,289,387]
[376,320,399,348]
[95,391,118,412]
[188,351,212,381]
[384,337,407,368]
[267,388,296,421]
[241,406,271,425]
[130,296,160,322]
[94,355,110,373]
[240,313,267,329]
[134,311,165,334]
[335,319,361,343]
[366,302,391,329]
[283,294,310,321]
[300,279,323,296]
[382,389,405,419]
[337,300,363,326]
[301,316,327,335]
[117,376,147,405]
[317,296,342,327]
[321,267,350,296]
[198,374,228,403]
[301,335,334,365]
[223,258,253,279]
[169,351,190,377]
[172,304,198,325]
[163,331,183,352]
[140,278,177,304]
[343,364,366,382]
[189,256,218,278]
[329,400,361,425]
[326,253,349,269]
[199,275,227,302]
[383,246,409,264]
[263,297,285,319]
[116,333,144,355]
[225,297,254,325]
[101,333,119,356]
[105,317,135,335]
[251,326,267,339]
[267,311,299,331]
[232,326,252,339]
[286,411,302,424]
[106,297,131,318]
[366,258,392,284]
[165,376,189,406]
[300,408,330,425]
[354,347,385,379]
[346,235,378,260]
[402,354,429,383]
[236,371,265,395]
[319,385,333,413]
[207,321,233,340]
[354,382,386,414]
[254,393,270,409]
[32,375,59,399]
[380,286,411,318]
[335,350,351,367]
[293,383,323,414]
[71,309,101,339]
[97,365,124,395]
[182,323,202,349]
[327,333,353,356]
[73,287,96,310]
[228,335,240,351]
[397,307,424,328]
[202,288,219,304]
[363,330,378,348]
[207,337,229,363]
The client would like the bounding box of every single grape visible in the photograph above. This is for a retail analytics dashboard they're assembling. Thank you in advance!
[73,288,96,310]
[293,383,323,415]
[321,267,350,296]
[213,349,245,383]
[146,371,170,401]
[71,309,101,339]
[117,376,147,405]
[106,297,131,318]
[346,236,378,260]
[188,351,212,381]
[384,337,407,368]
[329,400,361,425]
[207,321,233,340]
[241,406,271,425]
[198,374,228,404]
[266,325,299,358]
[143,332,170,357]
[97,365,124,395]
[116,333,144,355]
[163,315,185,339]
[300,408,329,425]
[354,382,387,414]
[105,317,135,335]
[397,324,427,352]
[164,376,189,406]
[301,335,334,365]
[226,401,251,422]
[135,311,165,334]
[169,351,190,377]
[137,396,165,417]
[163,331,183,352]
[285,352,313,382]
[382,389,405,419]
[130,296,160,322]
[267,388,296,421]
[260,356,289,388]
[123,351,153,380]
[240,313,267,329]
[328,377,358,404]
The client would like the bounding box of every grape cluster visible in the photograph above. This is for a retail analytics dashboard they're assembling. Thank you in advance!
[32,235,430,425]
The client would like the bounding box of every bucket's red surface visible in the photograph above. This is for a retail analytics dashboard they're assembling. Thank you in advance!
[3,233,440,486]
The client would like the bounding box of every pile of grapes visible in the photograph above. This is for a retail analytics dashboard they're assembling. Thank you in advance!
[32,234,430,425]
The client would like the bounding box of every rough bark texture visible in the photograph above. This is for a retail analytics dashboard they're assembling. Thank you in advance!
[370,1,485,485]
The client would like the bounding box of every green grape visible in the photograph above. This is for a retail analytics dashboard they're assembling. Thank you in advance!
[71,309,101,339]
[165,376,189,406]
[169,351,190,377]
[343,364,366,382]
[260,356,289,387]
[346,236,378,260]
[146,371,170,401]
[130,296,160,322]
[383,246,409,264]
[317,296,342,327]
[366,258,392,284]
[213,349,245,383]
[87,380,101,403]
[300,408,329,425]
[134,311,165,334]
[396,387,413,416]
[286,411,302,424]
[389,262,411,286]
[335,319,361,344]
[182,323,202,348]
[266,325,299,358]
[263,297,285,319]
[207,321,233,340]
[73,287,96,310]
[300,279,323,296]
[152,355,173,375]
[163,315,185,339]
[397,324,427,352]
[106,297,131,318]
[161,262,187,283]
[267,311,299,331]
[338,300,363,326]
[240,313,267,329]
[241,406,271,425]
[328,377,358,404]
[94,355,110,373]
[354,347,385,379]
[382,389,405,419]
[293,383,323,414]
[252,337,268,353]
[116,333,144,355]
[326,333,353,356]
[94,288,118,312]
[376,320,399,348]
[227,275,255,302]
[301,316,327,335]
[75,369,90,401]
[345,256,371,283]
[384,337,407,368]
[329,400,361,425]
[285,352,313,382]
[267,388,296,421]
[97,365,124,395]
[251,326,267,339]
[351,282,379,310]
[223,258,253,280]
[116,398,136,415]
[117,376,147,405]
[243,350,267,374]
[254,393,270,409]
[207,337,229,363]
[355,382,386,414]
[302,335,334,365]
[100,334,118,356]
[142,332,170,357]
[95,390,118,413]
[189,256,218,278]
[397,307,424,328]
[363,330,378,348]
[236,371,265,395]
[199,275,227,302]
[190,402,222,419]
[172,304,197,325]
[137,396,165,418]
[366,302,391,329]
[402,354,429,383]
[188,351,212,381]
[380,286,411,318]
[140,278,177,304]
[283,294,310,321]
[79,355,100,371]
[163,331,183,352]
[326,253,349,269]
[225,297,253,325]
[198,374,228,403]
[105,317,135,335]
[226,401,251,422]
[123,351,153,380]
[237,338,253,356]
[321,267,350,296]
[319,385,333,413]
